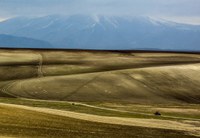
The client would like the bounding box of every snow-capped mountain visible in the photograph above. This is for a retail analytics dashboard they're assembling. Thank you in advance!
[0,15,200,50]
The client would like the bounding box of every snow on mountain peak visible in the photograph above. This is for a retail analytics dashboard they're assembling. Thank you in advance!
[92,15,100,23]
[104,16,119,28]
[147,17,178,26]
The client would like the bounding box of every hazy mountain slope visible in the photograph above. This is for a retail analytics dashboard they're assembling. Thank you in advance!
[0,34,53,48]
[0,15,200,50]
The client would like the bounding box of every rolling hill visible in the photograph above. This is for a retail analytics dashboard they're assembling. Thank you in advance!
[0,49,200,104]
[0,49,199,138]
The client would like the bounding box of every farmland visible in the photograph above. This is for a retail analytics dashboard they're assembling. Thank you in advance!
[0,49,199,137]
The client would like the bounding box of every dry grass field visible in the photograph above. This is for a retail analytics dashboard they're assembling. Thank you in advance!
[0,49,200,103]
[0,49,199,137]
[1,102,199,138]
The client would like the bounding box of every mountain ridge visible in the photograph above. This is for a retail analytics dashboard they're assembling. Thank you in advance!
[0,15,200,50]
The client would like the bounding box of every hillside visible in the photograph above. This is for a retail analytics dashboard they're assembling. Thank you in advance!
[0,34,53,48]
[0,49,200,104]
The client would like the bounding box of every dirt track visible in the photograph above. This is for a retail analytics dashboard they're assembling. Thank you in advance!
[0,103,199,136]
[36,53,43,77]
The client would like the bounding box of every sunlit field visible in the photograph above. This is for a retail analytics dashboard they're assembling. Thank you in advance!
[0,49,199,137]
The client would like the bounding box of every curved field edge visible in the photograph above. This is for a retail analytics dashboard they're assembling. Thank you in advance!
[1,63,200,104]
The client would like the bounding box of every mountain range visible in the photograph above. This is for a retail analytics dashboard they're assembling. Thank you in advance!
[0,15,200,50]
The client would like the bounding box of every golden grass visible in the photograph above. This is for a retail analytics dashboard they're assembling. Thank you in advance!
[0,49,200,104]
[0,103,199,138]
[1,103,198,138]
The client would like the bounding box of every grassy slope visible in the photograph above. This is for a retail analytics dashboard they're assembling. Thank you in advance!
[0,98,151,119]
[0,102,198,138]
[0,98,199,120]
[1,64,200,104]
[0,50,200,80]
[0,49,200,104]
[91,102,200,120]
[0,49,199,138]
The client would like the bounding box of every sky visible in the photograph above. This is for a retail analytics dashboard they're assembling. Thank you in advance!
[0,0,200,24]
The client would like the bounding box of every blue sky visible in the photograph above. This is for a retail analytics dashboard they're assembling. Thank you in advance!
[0,0,200,24]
